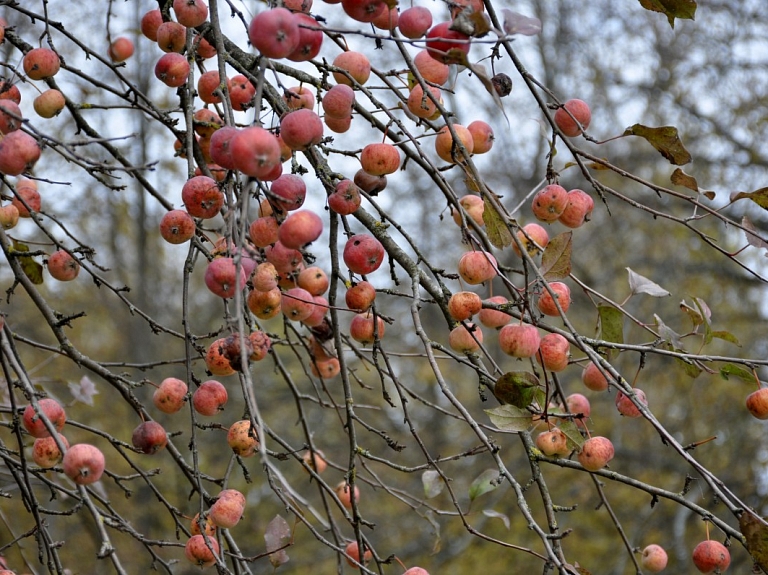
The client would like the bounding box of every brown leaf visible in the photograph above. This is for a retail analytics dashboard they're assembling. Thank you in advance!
[742,217,768,252]
[623,124,692,165]
[638,0,697,28]
[732,188,768,211]
[670,168,698,192]
[540,232,572,280]
[265,515,291,567]
[740,509,768,573]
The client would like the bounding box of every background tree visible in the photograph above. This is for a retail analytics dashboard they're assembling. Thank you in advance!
[0,1,767,574]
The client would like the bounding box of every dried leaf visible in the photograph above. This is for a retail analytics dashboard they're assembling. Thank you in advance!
[654,314,683,350]
[500,9,542,36]
[731,188,768,210]
[638,0,697,28]
[693,297,713,345]
[719,363,755,382]
[740,509,768,572]
[483,196,513,249]
[493,371,540,408]
[485,404,533,432]
[623,124,692,165]
[680,300,704,328]
[69,376,99,406]
[264,515,291,567]
[627,267,670,297]
[422,470,444,499]
[743,217,768,252]
[469,469,499,501]
[670,168,699,192]
[451,10,491,37]
[540,232,572,280]
[482,509,510,529]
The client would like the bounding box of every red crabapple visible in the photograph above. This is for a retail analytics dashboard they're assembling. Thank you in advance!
[332,51,371,86]
[173,0,208,27]
[284,0,313,12]
[160,210,196,244]
[360,143,401,176]
[513,223,549,257]
[457,251,497,284]
[283,85,315,110]
[452,194,484,227]
[32,433,69,468]
[193,380,228,416]
[141,9,163,41]
[566,393,591,427]
[325,115,353,133]
[398,6,432,39]
[281,287,315,322]
[448,291,483,321]
[345,540,373,567]
[341,0,386,23]
[206,338,236,376]
[194,34,217,59]
[197,70,229,105]
[249,216,280,248]
[328,179,362,215]
[311,357,341,379]
[615,388,648,418]
[249,8,301,59]
[23,48,61,80]
[403,568,430,575]
[413,50,449,85]
[344,234,385,275]
[0,100,21,133]
[335,481,360,509]
[131,421,168,454]
[537,282,571,316]
[153,377,188,413]
[247,288,282,319]
[298,266,329,295]
[205,257,247,299]
[537,333,570,372]
[641,544,668,573]
[372,6,398,30]
[435,124,474,163]
[746,387,768,419]
[426,22,470,64]
[692,540,730,573]
[303,449,327,473]
[23,398,66,438]
[302,295,329,327]
[264,241,303,273]
[478,296,511,329]
[230,75,256,111]
[108,37,135,62]
[498,323,540,358]
[354,169,387,195]
[209,489,246,529]
[322,84,355,119]
[280,109,324,150]
[467,120,494,154]
[287,13,323,62]
[535,428,569,457]
[532,184,568,222]
[185,535,219,568]
[277,209,323,249]
[554,98,591,137]
[582,361,610,392]
[156,21,187,53]
[231,126,281,179]
[558,189,594,228]
[346,281,376,311]
[350,312,386,345]
[0,80,21,104]
[154,52,190,87]
[449,323,483,353]
[270,173,307,211]
[577,436,614,471]
[11,182,41,217]
[0,131,41,176]
[62,443,105,485]
[407,84,440,119]
[47,250,80,282]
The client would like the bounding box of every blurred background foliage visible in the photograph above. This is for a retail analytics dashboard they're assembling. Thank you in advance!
[1,0,768,574]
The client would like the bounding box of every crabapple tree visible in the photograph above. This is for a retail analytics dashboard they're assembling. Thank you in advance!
[1,1,768,574]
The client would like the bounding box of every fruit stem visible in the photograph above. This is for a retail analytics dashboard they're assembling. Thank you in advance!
[752,368,762,391]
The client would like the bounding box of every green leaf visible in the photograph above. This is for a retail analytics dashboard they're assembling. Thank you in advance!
[740,509,768,572]
[11,240,43,285]
[638,0,696,28]
[731,188,768,211]
[540,231,572,280]
[711,330,741,347]
[482,196,513,249]
[623,124,692,165]
[719,363,755,382]
[597,304,623,361]
[493,371,540,408]
[558,420,586,452]
[422,469,444,499]
[469,469,500,501]
[485,404,533,432]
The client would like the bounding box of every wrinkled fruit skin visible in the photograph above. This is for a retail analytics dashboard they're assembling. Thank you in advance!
[131,420,168,454]
[185,534,219,568]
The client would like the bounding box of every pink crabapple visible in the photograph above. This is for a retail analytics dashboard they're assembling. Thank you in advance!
[641,544,668,573]
[153,377,188,414]
[581,361,610,392]
[448,291,483,321]
[185,535,219,568]
[577,436,614,472]
[691,540,730,573]
[131,421,168,454]
[192,380,228,416]
[537,333,570,372]
[23,398,66,438]
[554,98,592,137]
[249,8,301,59]
[32,433,69,468]
[532,184,569,222]
[478,296,511,329]
[332,51,371,86]
[498,323,540,358]
[537,282,571,316]
[62,443,105,485]
[48,250,80,282]
[209,489,246,529]
[615,388,648,418]
[457,251,497,284]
